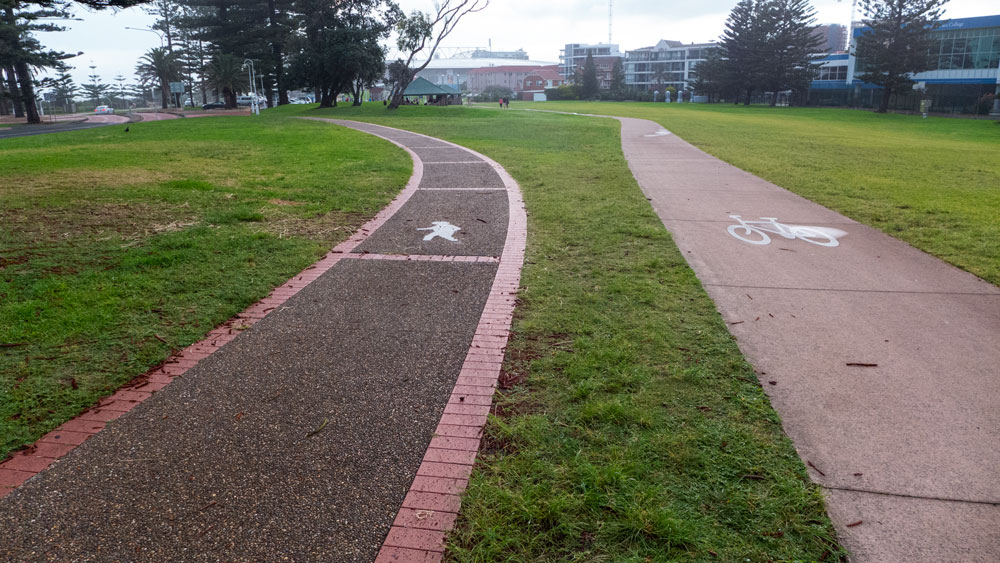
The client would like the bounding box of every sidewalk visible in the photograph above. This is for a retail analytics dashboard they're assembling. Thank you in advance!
[0,120,526,562]
[617,117,999,562]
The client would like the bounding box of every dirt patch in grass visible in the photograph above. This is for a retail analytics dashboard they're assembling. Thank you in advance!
[256,208,369,244]
[1,202,197,242]
[0,167,172,194]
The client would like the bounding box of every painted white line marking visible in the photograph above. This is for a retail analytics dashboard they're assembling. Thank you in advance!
[644,129,672,137]
[726,215,846,247]
[417,221,461,242]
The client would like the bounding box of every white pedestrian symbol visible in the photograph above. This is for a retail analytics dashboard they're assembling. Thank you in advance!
[417,221,461,242]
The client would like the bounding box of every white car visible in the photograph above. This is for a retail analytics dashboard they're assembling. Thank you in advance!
[94,105,114,114]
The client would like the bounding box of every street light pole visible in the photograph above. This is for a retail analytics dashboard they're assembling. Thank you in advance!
[242,59,259,116]
[125,26,165,49]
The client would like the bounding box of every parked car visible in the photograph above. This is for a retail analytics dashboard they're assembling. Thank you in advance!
[290,97,313,105]
[236,95,254,107]
[202,101,226,110]
[94,105,114,114]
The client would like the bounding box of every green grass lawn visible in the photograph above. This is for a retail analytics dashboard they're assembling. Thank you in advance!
[513,101,1000,286]
[0,116,410,459]
[271,103,844,561]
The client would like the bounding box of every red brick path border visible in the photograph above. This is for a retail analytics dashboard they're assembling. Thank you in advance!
[0,125,425,499]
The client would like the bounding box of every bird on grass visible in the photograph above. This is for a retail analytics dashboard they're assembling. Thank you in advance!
[124,126,130,132]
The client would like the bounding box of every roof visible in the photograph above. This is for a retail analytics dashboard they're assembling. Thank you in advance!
[418,57,558,70]
[523,68,563,81]
[468,65,559,75]
[403,77,459,96]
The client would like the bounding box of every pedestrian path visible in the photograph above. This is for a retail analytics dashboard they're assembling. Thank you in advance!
[615,116,999,562]
[0,119,526,562]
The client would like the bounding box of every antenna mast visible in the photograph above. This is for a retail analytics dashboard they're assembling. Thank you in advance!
[608,0,613,44]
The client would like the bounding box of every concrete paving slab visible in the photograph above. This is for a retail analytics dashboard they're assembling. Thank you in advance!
[0,260,496,562]
[420,162,505,190]
[649,190,858,224]
[708,286,1000,502]
[353,190,508,257]
[664,219,998,294]
[823,489,1000,563]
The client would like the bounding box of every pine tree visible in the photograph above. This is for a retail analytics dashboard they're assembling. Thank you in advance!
[855,0,947,113]
[50,70,76,111]
[757,0,824,106]
[720,0,766,105]
[581,52,598,99]
[81,64,111,105]
[610,57,625,97]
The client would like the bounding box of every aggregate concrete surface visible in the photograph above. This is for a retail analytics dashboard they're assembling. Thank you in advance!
[0,121,512,562]
[617,116,999,562]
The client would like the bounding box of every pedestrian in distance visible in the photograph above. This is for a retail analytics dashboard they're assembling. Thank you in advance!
[504,97,509,109]
[499,98,503,109]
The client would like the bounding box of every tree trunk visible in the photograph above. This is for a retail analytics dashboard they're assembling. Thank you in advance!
[744,88,752,106]
[0,76,9,116]
[769,91,777,107]
[159,79,170,109]
[14,62,40,124]
[877,86,892,114]
[223,87,237,109]
[352,81,363,106]
[319,87,333,108]
[4,65,24,118]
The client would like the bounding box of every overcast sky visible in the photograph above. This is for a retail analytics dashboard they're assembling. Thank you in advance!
[39,0,999,86]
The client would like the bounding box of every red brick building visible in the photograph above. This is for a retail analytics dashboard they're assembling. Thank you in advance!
[467,65,561,94]
[518,68,565,100]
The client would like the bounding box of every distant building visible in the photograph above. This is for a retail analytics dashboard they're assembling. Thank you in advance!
[808,14,1000,114]
[467,65,561,94]
[812,23,848,53]
[559,43,623,88]
[518,68,566,100]
[469,49,529,60]
[415,57,557,91]
[624,40,718,92]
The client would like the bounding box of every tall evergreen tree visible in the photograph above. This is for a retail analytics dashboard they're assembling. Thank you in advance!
[50,69,75,111]
[757,0,823,106]
[580,52,598,99]
[609,57,625,97]
[854,0,947,113]
[81,64,111,105]
[719,0,766,105]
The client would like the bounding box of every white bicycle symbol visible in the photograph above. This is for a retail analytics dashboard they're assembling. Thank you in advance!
[726,215,840,247]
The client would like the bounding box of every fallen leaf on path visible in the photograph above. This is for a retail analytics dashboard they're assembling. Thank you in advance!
[306,418,329,437]
[807,461,826,476]
[846,362,878,367]
[846,520,863,527]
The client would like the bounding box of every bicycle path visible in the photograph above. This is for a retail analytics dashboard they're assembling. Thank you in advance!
[0,119,526,562]
[617,117,999,562]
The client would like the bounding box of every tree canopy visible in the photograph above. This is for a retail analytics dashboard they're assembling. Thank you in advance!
[854,0,948,113]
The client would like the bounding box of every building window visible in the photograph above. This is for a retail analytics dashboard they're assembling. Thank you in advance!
[817,65,848,80]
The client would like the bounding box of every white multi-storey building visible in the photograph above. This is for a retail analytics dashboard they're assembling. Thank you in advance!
[624,40,718,93]
[559,43,623,86]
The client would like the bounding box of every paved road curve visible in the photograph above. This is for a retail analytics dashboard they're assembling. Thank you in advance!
[617,117,999,562]
[0,120,525,562]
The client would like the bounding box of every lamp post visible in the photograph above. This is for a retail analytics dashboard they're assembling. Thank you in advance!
[125,26,165,49]
[242,59,260,116]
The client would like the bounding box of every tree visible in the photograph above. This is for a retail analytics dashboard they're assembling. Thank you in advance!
[287,0,397,108]
[854,0,947,113]
[756,0,824,106]
[609,57,625,96]
[50,70,76,111]
[580,52,598,99]
[81,64,111,105]
[206,52,244,108]
[719,0,766,105]
[0,0,78,123]
[136,48,181,108]
[691,47,739,101]
[387,0,487,109]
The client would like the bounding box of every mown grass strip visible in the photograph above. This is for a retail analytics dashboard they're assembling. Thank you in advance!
[515,101,1000,287]
[274,103,844,561]
[0,116,410,459]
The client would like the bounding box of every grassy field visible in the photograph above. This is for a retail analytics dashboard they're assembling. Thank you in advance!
[0,116,410,459]
[271,103,844,561]
[514,101,1000,286]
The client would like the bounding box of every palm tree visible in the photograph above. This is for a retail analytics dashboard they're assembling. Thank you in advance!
[206,54,245,109]
[136,48,181,109]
